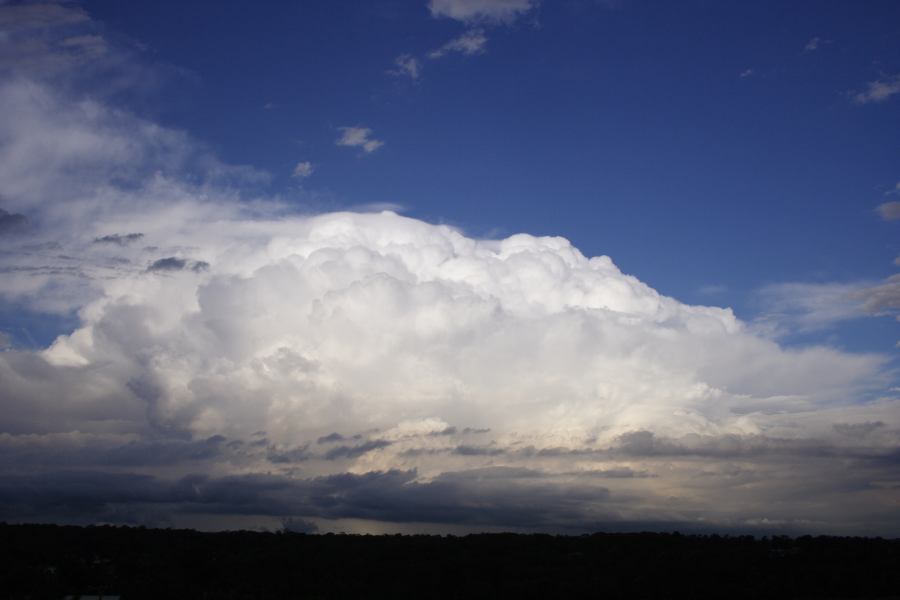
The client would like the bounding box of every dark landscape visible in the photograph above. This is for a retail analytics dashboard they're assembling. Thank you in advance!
[2,524,899,598]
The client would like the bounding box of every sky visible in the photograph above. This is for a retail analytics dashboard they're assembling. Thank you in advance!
[0,0,899,536]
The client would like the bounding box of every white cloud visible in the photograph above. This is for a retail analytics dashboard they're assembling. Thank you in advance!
[428,0,538,24]
[292,160,315,178]
[429,29,488,59]
[739,68,754,78]
[877,200,900,221]
[388,54,421,79]
[0,71,888,449]
[0,2,88,36]
[803,37,821,52]
[754,282,870,336]
[0,2,109,74]
[755,276,900,338]
[336,126,384,154]
[853,74,900,105]
[858,274,900,317]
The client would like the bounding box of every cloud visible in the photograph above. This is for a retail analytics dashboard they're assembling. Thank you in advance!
[857,275,900,317]
[0,2,109,75]
[877,201,900,221]
[739,68,754,78]
[147,257,209,272]
[292,161,315,178]
[803,37,821,52]
[336,127,384,154]
[0,208,27,235]
[755,276,900,338]
[0,3,898,536]
[388,54,421,79]
[853,74,900,105]
[324,439,393,460]
[428,0,538,24]
[429,29,489,59]
[755,281,870,335]
[93,233,144,245]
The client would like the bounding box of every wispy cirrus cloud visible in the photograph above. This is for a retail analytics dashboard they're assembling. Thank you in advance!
[877,200,900,221]
[754,281,871,336]
[388,0,539,78]
[291,160,315,178]
[388,54,422,80]
[853,74,900,105]
[428,29,488,58]
[802,36,830,53]
[428,0,538,25]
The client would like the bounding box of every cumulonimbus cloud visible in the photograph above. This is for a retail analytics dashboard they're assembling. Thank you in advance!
[0,3,898,535]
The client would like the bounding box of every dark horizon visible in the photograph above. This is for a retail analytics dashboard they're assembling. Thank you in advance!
[4,523,900,598]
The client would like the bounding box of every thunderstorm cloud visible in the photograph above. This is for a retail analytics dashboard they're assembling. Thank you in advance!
[0,1,897,536]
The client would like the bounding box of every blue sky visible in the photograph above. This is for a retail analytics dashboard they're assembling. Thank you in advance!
[1,0,900,535]
[71,0,900,351]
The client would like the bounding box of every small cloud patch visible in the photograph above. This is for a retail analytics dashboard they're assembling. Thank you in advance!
[877,201,900,221]
[94,232,144,245]
[148,257,209,273]
[853,74,900,105]
[388,54,421,79]
[429,29,488,59]
[336,127,384,154]
[292,161,315,178]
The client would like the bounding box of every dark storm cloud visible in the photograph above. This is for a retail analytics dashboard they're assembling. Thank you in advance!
[0,467,614,530]
[323,439,392,460]
[147,257,209,273]
[0,435,236,469]
[833,421,886,437]
[317,432,345,444]
[453,444,505,456]
[148,256,187,271]
[266,444,312,464]
[0,470,164,522]
[169,468,612,528]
